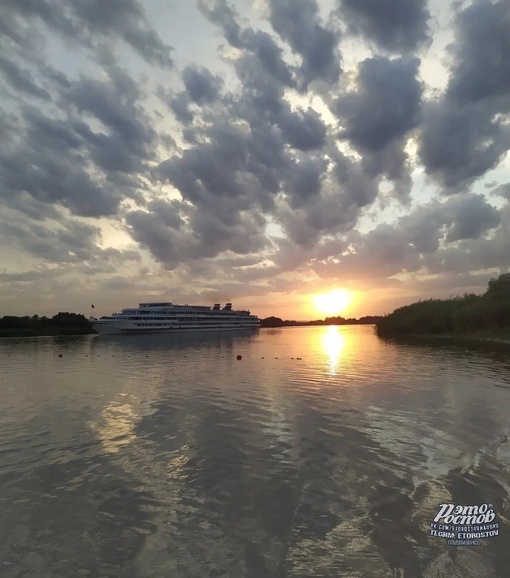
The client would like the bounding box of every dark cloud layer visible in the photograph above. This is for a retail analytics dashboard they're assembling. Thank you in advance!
[182,66,222,104]
[0,0,173,67]
[0,65,154,217]
[1,0,509,313]
[419,99,510,192]
[418,0,510,192]
[335,57,422,152]
[338,0,430,52]
[333,56,422,193]
[268,0,341,86]
[0,206,101,264]
[447,0,510,105]
[0,55,51,100]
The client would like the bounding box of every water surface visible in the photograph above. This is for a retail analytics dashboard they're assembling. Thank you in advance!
[1,326,509,577]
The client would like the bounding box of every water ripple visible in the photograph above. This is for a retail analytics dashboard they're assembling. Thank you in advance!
[0,328,509,576]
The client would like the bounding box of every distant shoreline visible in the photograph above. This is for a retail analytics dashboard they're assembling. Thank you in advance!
[260,316,381,328]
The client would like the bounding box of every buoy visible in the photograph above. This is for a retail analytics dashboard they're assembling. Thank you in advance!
[297,357,302,360]
[58,354,63,358]
[237,355,242,360]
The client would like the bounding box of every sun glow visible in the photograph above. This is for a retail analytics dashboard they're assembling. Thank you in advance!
[313,289,353,316]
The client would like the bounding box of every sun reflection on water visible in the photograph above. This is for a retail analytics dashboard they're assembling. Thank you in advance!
[321,325,347,375]
[92,395,139,454]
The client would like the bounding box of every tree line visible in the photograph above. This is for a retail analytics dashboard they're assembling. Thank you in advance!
[376,273,510,337]
[0,312,94,337]
[261,315,382,328]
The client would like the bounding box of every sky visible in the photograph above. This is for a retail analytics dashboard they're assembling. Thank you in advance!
[0,0,509,321]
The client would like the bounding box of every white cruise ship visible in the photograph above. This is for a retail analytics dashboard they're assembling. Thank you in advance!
[90,302,260,335]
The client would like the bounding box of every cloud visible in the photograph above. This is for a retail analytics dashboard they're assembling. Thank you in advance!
[418,96,510,194]
[160,65,224,126]
[0,54,51,100]
[198,0,243,48]
[1,0,510,317]
[338,0,430,52]
[240,29,296,88]
[335,57,422,152]
[447,0,510,105]
[332,56,422,196]
[309,194,503,284]
[155,40,363,254]
[67,67,156,172]
[278,107,327,151]
[126,198,268,269]
[267,0,341,86]
[332,151,379,209]
[0,0,173,68]
[419,99,510,192]
[167,92,194,125]
[199,0,340,88]
[199,0,296,88]
[0,207,101,264]
[286,155,326,208]
[182,66,223,104]
[0,64,155,217]
[443,194,501,242]
[418,0,510,192]
[491,183,510,201]
[0,126,123,218]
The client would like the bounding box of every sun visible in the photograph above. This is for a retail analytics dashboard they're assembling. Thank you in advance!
[313,289,353,317]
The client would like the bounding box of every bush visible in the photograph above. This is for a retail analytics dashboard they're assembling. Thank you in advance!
[376,275,510,336]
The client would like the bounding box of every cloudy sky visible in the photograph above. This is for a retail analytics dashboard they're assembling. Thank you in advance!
[0,0,509,320]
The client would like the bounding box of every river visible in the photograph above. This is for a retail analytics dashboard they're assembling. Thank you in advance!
[1,325,509,577]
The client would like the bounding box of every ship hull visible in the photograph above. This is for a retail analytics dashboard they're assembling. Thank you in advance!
[92,321,260,335]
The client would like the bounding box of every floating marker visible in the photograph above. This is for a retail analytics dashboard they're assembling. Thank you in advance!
[237,355,242,360]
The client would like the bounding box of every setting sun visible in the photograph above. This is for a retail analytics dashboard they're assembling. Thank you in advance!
[313,289,353,317]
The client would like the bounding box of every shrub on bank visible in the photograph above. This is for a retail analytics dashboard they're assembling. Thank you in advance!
[376,274,510,337]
